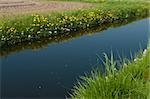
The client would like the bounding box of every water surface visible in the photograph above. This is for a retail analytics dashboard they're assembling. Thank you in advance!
[1,18,149,99]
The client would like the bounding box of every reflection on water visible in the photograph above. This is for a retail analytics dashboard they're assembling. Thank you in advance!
[0,17,146,57]
[0,17,149,99]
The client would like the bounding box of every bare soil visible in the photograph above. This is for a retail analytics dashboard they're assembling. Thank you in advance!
[0,0,93,16]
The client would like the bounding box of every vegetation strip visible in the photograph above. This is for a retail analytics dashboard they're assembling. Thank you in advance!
[71,44,150,99]
[0,1,149,48]
[0,17,146,56]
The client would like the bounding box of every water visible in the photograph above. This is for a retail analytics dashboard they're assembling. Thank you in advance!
[1,18,149,99]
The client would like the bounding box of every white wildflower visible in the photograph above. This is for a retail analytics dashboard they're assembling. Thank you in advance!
[65,28,70,32]
[70,23,73,26]
[54,31,57,34]
[21,32,24,35]
[87,24,90,27]
[49,31,52,34]
[28,35,31,38]
[134,58,137,62]
[143,49,147,57]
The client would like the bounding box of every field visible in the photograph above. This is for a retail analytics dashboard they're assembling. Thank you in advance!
[0,0,150,98]
[0,0,149,48]
[0,0,93,16]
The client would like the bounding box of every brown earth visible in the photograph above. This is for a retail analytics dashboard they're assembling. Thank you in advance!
[0,0,93,16]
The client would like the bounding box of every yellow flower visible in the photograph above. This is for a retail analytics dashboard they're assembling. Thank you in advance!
[64,16,68,19]
[37,31,41,34]
[36,24,40,26]
[51,24,54,26]
[33,18,36,22]
[40,29,44,31]
[108,13,113,17]
[43,19,47,22]
[32,24,36,26]
[14,30,17,33]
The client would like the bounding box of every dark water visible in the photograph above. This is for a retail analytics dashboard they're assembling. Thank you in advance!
[1,18,149,99]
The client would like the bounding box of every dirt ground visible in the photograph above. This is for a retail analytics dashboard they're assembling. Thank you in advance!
[0,0,93,16]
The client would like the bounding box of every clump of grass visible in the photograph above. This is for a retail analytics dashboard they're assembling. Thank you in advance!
[71,45,150,99]
[0,1,149,47]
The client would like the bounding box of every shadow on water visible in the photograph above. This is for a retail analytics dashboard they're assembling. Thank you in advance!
[0,16,147,57]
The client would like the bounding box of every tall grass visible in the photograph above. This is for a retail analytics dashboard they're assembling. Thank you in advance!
[71,44,150,99]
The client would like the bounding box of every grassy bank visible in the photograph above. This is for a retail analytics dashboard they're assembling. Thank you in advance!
[0,17,145,56]
[71,44,150,99]
[0,1,149,47]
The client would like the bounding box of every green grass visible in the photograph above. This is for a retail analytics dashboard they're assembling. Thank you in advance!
[0,1,149,48]
[49,0,149,3]
[51,0,105,3]
[71,44,150,99]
